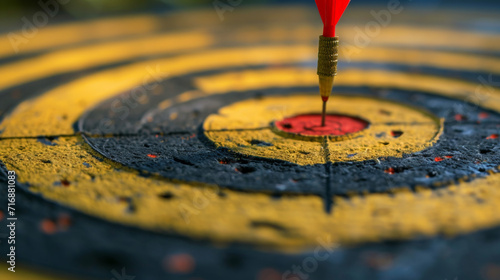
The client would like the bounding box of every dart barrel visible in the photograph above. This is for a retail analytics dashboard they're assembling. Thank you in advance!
[317,35,339,77]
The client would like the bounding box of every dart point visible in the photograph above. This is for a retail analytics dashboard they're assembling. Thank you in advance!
[321,99,328,126]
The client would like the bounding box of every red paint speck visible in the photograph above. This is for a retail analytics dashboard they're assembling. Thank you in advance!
[390,130,404,138]
[275,114,369,136]
[182,134,197,140]
[479,112,489,119]
[257,268,282,280]
[434,157,444,162]
[11,90,22,99]
[40,219,57,234]
[487,134,499,140]
[384,168,395,175]
[147,154,158,158]
[454,114,466,121]
[61,179,70,187]
[363,252,394,270]
[219,158,230,164]
[57,213,72,231]
[445,155,453,159]
[164,253,195,274]
[482,264,500,280]
[0,210,4,221]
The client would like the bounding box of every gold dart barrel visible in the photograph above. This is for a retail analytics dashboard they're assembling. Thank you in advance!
[317,35,339,102]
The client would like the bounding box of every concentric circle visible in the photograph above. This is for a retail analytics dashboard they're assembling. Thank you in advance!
[204,94,442,165]
[0,7,499,257]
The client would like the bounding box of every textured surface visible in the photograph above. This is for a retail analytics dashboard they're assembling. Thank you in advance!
[0,6,499,280]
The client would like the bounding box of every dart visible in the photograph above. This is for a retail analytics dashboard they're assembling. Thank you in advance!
[315,0,350,126]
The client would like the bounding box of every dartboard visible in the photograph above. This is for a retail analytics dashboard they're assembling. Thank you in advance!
[0,6,500,280]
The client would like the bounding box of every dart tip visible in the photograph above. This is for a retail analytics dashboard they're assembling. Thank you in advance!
[318,75,334,103]
[318,75,333,127]
[321,100,327,127]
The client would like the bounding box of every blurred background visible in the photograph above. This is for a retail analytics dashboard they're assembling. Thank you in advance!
[1,0,500,30]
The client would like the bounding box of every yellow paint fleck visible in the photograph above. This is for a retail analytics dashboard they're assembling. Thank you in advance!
[170,112,178,120]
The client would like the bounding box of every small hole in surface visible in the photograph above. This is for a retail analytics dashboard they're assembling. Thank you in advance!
[235,166,256,174]
[159,192,175,199]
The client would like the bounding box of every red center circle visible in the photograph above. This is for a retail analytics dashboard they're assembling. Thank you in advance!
[274,114,369,136]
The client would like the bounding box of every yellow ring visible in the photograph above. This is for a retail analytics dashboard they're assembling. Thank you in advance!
[204,95,442,165]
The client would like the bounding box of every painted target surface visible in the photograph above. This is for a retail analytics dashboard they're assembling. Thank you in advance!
[0,6,500,280]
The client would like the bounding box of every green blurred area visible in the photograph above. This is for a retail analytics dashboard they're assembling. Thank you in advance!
[0,0,228,30]
[2,0,496,31]
[0,0,218,23]
[0,0,211,14]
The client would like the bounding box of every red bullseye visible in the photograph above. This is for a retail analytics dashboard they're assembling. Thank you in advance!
[275,114,369,136]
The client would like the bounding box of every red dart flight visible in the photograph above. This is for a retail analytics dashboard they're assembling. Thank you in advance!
[315,0,351,37]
